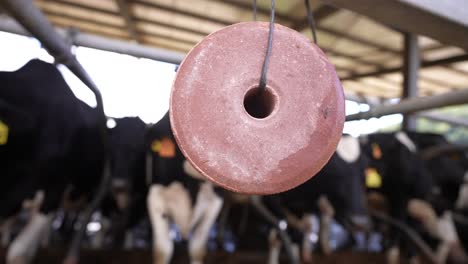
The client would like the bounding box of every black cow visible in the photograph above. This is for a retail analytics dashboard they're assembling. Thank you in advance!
[0,60,105,263]
[263,135,370,262]
[98,116,148,249]
[146,112,223,264]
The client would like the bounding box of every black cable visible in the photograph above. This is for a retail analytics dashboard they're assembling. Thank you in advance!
[305,0,318,44]
[258,0,275,91]
[252,0,257,21]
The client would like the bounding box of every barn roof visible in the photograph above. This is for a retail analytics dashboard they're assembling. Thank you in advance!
[25,0,468,101]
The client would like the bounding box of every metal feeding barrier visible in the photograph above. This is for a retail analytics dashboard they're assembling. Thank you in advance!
[0,0,111,262]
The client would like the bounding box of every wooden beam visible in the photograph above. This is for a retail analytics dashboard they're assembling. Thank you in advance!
[115,0,140,42]
[43,11,198,50]
[317,26,400,54]
[36,0,125,26]
[291,5,339,31]
[136,17,209,36]
[133,0,230,26]
[46,15,130,39]
[342,54,468,80]
[131,2,224,35]
[320,0,468,50]
[42,0,118,15]
[141,34,193,52]
[43,10,123,29]
[136,21,203,44]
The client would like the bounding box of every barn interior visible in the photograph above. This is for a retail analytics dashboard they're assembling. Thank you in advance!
[0,0,468,263]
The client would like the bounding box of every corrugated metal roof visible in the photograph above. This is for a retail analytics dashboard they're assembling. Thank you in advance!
[32,0,468,100]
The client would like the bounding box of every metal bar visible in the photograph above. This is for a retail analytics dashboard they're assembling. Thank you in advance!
[345,95,468,128]
[402,32,419,131]
[418,112,468,128]
[346,89,468,121]
[342,53,468,81]
[0,0,104,117]
[0,2,111,263]
[0,17,186,64]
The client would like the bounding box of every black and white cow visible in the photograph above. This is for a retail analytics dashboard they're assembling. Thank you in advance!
[406,132,468,262]
[263,135,370,262]
[0,60,105,263]
[146,112,223,264]
[361,132,467,264]
[406,132,468,212]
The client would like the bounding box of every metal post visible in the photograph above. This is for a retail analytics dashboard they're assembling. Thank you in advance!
[417,112,468,128]
[402,32,419,131]
[346,88,468,121]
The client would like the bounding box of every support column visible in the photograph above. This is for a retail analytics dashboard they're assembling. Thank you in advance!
[402,32,420,131]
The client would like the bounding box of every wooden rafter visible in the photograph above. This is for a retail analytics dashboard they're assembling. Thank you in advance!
[25,0,468,100]
[342,54,468,81]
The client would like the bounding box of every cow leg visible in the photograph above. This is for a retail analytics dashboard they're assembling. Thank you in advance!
[90,216,109,249]
[124,230,133,250]
[407,199,438,236]
[407,199,466,263]
[387,246,400,264]
[7,190,48,264]
[188,183,223,264]
[301,214,315,263]
[164,182,192,239]
[147,185,173,264]
[434,212,467,264]
[318,196,335,255]
[1,217,16,247]
[268,229,281,264]
[6,213,51,264]
[408,255,420,264]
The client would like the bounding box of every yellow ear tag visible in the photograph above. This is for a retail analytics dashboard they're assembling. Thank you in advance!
[365,168,382,188]
[151,140,162,153]
[372,143,382,160]
[0,120,9,145]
